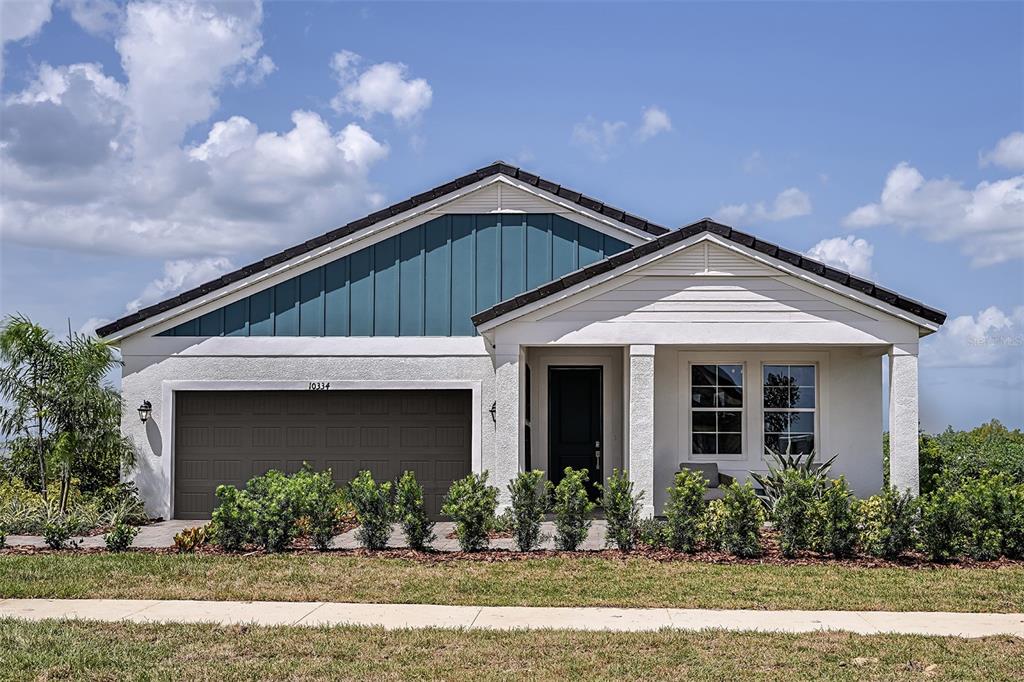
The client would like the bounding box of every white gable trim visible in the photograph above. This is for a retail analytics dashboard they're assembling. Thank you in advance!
[106,175,654,342]
[476,233,941,334]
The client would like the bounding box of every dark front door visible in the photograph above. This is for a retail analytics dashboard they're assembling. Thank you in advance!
[548,366,603,499]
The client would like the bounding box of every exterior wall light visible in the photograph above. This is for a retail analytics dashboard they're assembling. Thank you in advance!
[138,400,152,424]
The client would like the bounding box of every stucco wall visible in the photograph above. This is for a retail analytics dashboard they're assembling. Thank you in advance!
[652,346,883,512]
[119,335,495,519]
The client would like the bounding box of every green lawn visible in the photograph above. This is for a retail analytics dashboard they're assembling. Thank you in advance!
[3,553,1023,612]
[0,619,1020,681]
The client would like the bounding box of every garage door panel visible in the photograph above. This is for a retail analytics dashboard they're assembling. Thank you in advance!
[175,389,470,520]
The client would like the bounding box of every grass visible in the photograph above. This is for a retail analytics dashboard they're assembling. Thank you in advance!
[2,553,1023,612]
[0,619,1021,681]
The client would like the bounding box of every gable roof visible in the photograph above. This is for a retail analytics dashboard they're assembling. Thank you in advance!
[96,161,669,339]
[471,219,947,328]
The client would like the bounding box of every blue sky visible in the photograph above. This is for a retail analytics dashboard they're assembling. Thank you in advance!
[1,1,1021,431]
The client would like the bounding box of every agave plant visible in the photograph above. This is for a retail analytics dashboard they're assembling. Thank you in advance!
[750,445,837,509]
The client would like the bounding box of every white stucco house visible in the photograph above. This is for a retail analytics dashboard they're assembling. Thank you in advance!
[96,162,945,520]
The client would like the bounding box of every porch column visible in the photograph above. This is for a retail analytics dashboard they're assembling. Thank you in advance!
[628,345,656,517]
[888,343,920,494]
[494,344,524,508]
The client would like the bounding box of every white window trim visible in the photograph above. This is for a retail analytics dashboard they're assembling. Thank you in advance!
[760,362,820,458]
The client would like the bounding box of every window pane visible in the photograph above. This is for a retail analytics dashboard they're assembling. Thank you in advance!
[718,433,743,454]
[791,386,815,409]
[786,412,815,434]
[764,411,794,434]
[718,411,743,432]
[790,365,815,387]
[692,365,717,386]
[788,433,815,455]
[718,364,743,387]
[717,386,743,408]
[763,387,788,409]
[763,365,789,387]
[764,434,782,454]
[692,387,716,408]
[692,434,716,454]
[692,411,716,432]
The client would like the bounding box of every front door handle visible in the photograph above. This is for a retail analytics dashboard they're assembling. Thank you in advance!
[594,441,601,468]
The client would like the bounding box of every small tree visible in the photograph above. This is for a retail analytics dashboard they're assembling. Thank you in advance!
[395,470,435,551]
[665,469,707,552]
[721,482,764,558]
[601,469,643,552]
[507,470,549,552]
[552,468,594,551]
[348,470,394,550]
[442,472,499,552]
[772,469,819,558]
[810,477,860,558]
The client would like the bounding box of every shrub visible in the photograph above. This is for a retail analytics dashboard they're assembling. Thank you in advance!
[700,500,727,550]
[552,468,595,551]
[810,477,859,558]
[489,507,515,533]
[637,517,667,549]
[92,482,147,526]
[771,469,820,558]
[442,472,499,552]
[245,470,299,552]
[348,470,395,551]
[601,469,643,552]
[394,471,435,551]
[918,486,968,562]
[720,482,763,558]
[916,420,1024,494]
[507,470,549,552]
[42,516,77,550]
[959,472,1023,561]
[0,524,6,549]
[210,484,254,551]
[289,468,341,551]
[1004,485,1024,560]
[664,469,707,552]
[859,486,919,559]
[173,526,209,553]
[104,518,138,552]
[751,448,836,510]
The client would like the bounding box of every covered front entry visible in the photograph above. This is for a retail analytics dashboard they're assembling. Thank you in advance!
[173,389,472,519]
[548,366,603,499]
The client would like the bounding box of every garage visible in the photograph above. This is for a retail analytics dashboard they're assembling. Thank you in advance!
[173,389,472,520]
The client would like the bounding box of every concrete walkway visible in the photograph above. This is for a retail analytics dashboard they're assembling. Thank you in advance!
[1,599,1022,637]
[7,519,612,552]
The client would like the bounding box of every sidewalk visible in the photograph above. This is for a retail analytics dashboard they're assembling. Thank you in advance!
[1,599,1022,637]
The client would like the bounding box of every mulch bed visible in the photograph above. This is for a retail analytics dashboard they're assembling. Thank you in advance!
[3,529,1022,569]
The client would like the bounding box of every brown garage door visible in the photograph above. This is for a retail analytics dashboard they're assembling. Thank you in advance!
[174,389,471,520]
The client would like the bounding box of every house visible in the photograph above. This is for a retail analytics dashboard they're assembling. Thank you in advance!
[96,162,945,520]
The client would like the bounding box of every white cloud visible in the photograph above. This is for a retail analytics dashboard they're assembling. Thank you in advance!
[805,235,874,278]
[78,316,112,336]
[844,162,1024,266]
[0,0,54,78]
[636,105,672,141]
[330,50,432,122]
[127,257,235,313]
[60,0,123,37]
[979,131,1024,170]
[922,306,1024,368]
[717,187,812,224]
[571,116,627,161]
[0,1,392,259]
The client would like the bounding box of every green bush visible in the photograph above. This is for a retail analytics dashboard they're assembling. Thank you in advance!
[751,448,835,510]
[1004,485,1024,560]
[394,471,435,551]
[210,484,254,551]
[771,469,819,558]
[858,486,919,559]
[552,468,595,551]
[601,469,643,552]
[700,499,727,550]
[442,472,499,552]
[245,470,299,552]
[810,477,859,558]
[664,469,707,552]
[720,482,763,558]
[104,518,138,552]
[42,516,77,550]
[289,468,341,551]
[916,420,1024,494]
[918,486,969,562]
[960,472,1021,561]
[637,517,667,549]
[173,526,208,553]
[348,470,395,551]
[507,470,549,552]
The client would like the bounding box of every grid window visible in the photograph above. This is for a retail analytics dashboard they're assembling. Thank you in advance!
[691,364,743,455]
[763,364,816,455]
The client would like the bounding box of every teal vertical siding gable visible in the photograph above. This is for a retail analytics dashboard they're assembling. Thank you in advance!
[158,214,631,337]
